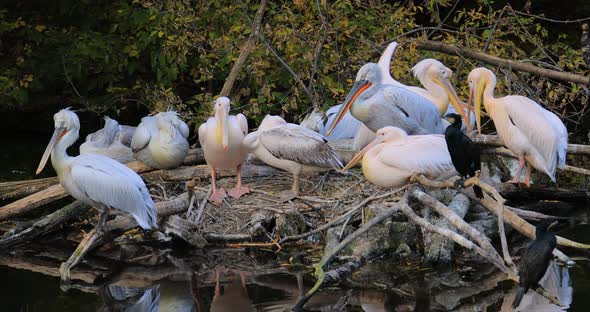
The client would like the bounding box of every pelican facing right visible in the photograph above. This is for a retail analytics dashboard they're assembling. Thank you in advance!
[468,67,567,186]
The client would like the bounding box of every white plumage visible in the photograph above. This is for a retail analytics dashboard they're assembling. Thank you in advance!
[79,116,136,163]
[36,108,157,232]
[131,111,190,169]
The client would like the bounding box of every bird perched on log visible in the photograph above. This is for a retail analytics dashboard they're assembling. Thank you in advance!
[79,116,135,163]
[581,23,590,68]
[131,111,190,169]
[36,108,157,233]
[443,113,483,198]
[199,97,249,204]
[243,115,342,198]
[512,219,558,309]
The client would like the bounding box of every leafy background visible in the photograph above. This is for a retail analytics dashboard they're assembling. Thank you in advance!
[1,0,589,142]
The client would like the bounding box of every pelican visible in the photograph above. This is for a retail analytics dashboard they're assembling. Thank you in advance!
[131,111,190,169]
[326,63,447,136]
[468,67,567,186]
[342,127,457,188]
[36,108,157,233]
[377,41,406,88]
[79,116,136,163]
[243,115,342,195]
[199,97,249,203]
[299,103,363,140]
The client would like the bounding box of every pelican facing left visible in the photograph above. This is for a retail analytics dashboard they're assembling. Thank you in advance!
[36,108,157,233]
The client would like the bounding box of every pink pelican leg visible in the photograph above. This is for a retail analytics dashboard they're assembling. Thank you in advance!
[209,166,227,204]
[523,162,533,187]
[509,156,526,184]
[228,164,249,199]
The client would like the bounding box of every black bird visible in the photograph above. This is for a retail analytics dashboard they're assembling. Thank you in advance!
[512,219,558,309]
[444,113,483,198]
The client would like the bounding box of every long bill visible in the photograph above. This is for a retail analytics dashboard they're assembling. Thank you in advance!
[439,78,471,130]
[467,82,483,134]
[325,80,371,137]
[341,136,383,172]
[36,127,66,174]
[216,108,229,150]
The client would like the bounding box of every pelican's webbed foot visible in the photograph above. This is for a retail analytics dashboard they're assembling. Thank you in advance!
[228,185,250,199]
[209,188,228,205]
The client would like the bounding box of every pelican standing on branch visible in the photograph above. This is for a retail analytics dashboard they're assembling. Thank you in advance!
[79,116,136,163]
[36,108,157,233]
[131,111,190,169]
[342,126,457,188]
[243,115,342,197]
[199,97,249,204]
[326,63,448,136]
[468,67,567,186]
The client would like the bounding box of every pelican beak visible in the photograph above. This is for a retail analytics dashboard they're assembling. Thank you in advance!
[216,108,229,151]
[36,127,67,174]
[468,81,484,134]
[438,78,471,130]
[325,80,372,136]
[341,135,383,172]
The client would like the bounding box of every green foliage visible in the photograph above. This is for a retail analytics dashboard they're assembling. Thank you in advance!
[0,0,588,138]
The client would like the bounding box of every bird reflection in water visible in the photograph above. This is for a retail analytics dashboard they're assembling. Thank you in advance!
[98,284,160,312]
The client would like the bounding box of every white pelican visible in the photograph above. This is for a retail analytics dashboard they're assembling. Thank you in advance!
[36,108,157,233]
[326,63,447,136]
[199,97,249,203]
[131,111,190,169]
[342,126,457,188]
[243,115,342,195]
[377,41,406,88]
[79,116,136,163]
[468,67,567,186]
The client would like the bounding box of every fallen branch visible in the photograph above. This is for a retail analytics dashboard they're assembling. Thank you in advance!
[416,40,590,86]
[0,177,59,200]
[472,134,590,155]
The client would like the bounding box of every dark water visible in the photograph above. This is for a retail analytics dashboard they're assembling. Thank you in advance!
[1,135,589,311]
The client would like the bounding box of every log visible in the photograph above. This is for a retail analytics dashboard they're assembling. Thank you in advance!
[0,177,59,200]
[163,215,207,248]
[0,201,89,248]
[471,134,590,155]
[497,183,590,202]
[423,193,471,265]
[416,40,590,86]
[141,164,281,182]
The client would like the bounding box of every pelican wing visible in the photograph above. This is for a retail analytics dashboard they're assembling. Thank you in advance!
[502,96,563,176]
[131,117,154,153]
[259,124,343,169]
[320,104,362,140]
[542,109,568,169]
[237,113,248,136]
[378,135,456,176]
[118,125,136,148]
[71,154,157,229]
[83,116,119,148]
[381,86,444,134]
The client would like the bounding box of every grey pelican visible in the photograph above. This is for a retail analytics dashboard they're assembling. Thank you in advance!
[36,108,157,233]
[79,116,136,163]
[199,97,249,204]
[326,63,447,136]
[243,115,342,195]
[342,126,457,188]
[468,67,567,186]
[131,111,190,169]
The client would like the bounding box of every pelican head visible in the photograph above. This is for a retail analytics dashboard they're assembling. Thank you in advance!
[214,97,231,150]
[326,63,382,136]
[412,59,471,128]
[37,108,80,174]
[258,114,286,131]
[342,126,407,172]
[467,67,496,134]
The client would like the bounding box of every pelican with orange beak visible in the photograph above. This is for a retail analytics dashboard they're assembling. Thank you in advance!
[325,63,448,137]
[342,126,457,188]
[199,97,249,204]
[468,67,567,186]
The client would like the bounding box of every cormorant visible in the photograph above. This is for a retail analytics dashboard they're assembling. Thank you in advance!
[512,219,558,309]
[444,113,483,198]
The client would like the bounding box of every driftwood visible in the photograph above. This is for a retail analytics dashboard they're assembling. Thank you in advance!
[0,176,59,200]
[0,200,89,248]
[416,40,590,86]
[60,191,196,282]
[422,193,470,265]
[472,134,590,155]
[0,148,206,221]
[497,183,590,202]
